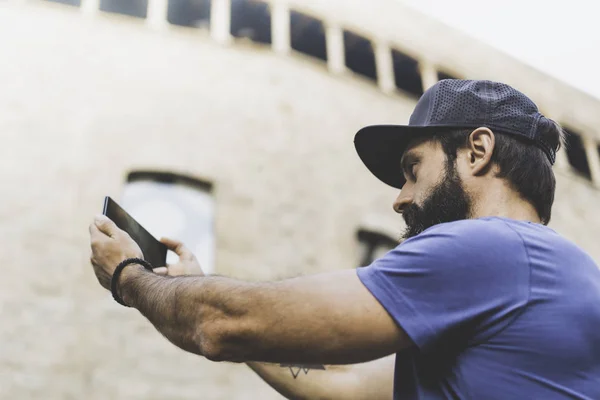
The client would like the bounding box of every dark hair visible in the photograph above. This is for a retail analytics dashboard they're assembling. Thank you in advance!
[430,122,565,225]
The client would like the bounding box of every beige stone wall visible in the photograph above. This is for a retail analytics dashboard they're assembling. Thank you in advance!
[0,2,599,399]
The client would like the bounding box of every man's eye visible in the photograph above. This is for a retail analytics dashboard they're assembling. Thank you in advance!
[410,164,417,179]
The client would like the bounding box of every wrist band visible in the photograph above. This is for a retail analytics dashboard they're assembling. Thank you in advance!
[111,258,154,307]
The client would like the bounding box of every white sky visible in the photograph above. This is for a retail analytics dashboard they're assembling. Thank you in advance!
[398,0,600,100]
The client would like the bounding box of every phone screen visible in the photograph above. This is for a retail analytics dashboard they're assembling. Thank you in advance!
[102,196,167,268]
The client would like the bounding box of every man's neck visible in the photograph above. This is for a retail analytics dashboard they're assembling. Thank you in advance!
[469,181,542,224]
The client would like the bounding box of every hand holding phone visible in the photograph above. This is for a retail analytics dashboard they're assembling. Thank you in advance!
[102,196,168,268]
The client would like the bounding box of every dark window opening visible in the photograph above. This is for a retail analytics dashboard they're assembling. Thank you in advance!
[230,0,271,44]
[343,30,377,81]
[564,128,591,180]
[391,49,423,97]
[357,229,398,267]
[127,171,213,191]
[44,0,81,6]
[438,71,460,81]
[100,0,148,18]
[290,11,327,62]
[167,0,211,28]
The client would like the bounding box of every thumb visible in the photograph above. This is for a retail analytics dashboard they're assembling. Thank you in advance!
[160,237,194,260]
[153,267,168,275]
[94,215,118,237]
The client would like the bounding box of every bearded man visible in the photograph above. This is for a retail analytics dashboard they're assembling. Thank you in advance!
[89,80,600,400]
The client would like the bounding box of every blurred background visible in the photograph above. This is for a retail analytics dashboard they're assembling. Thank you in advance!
[1,0,599,398]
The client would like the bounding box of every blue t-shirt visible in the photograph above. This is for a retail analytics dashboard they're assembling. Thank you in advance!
[357,217,600,400]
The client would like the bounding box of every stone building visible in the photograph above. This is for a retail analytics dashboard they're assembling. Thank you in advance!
[1,0,599,398]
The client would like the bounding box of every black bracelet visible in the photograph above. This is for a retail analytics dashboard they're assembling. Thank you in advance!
[111,258,154,307]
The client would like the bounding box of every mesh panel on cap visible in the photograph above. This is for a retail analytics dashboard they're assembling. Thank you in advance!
[489,83,538,139]
[430,80,488,126]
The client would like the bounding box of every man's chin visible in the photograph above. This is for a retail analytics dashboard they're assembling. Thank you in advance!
[401,224,426,240]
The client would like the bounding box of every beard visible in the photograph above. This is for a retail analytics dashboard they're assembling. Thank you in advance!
[401,162,472,240]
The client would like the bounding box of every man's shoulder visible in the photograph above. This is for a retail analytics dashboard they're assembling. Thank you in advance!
[378,218,532,289]
[394,217,531,267]
[415,217,522,244]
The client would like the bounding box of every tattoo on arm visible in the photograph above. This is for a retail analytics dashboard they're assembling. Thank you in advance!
[280,364,326,379]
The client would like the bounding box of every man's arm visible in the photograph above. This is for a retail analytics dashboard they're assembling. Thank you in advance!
[118,266,411,364]
[149,237,396,400]
[247,355,395,400]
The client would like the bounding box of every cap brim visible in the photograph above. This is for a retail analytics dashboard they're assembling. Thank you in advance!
[354,125,434,189]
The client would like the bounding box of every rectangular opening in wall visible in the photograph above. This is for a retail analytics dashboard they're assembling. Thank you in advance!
[564,128,591,180]
[391,49,423,97]
[290,11,327,62]
[356,229,398,268]
[230,0,272,44]
[122,171,216,273]
[438,71,461,81]
[167,0,211,28]
[44,0,81,6]
[100,0,148,18]
[343,30,377,81]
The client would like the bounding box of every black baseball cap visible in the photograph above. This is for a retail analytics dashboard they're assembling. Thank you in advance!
[354,79,557,189]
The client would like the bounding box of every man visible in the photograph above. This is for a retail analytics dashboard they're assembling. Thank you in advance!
[90,80,600,399]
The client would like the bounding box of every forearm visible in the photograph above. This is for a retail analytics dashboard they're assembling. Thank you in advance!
[119,265,254,359]
[247,355,395,400]
[247,362,351,400]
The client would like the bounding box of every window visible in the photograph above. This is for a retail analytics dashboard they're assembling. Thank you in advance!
[121,171,215,273]
[100,0,148,18]
[230,0,272,44]
[391,49,423,97]
[564,128,592,180]
[356,229,398,267]
[437,71,460,81]
[343,30,377,81]
[290,11,327,62]
[44,0,81,6]
[167,0,211,28]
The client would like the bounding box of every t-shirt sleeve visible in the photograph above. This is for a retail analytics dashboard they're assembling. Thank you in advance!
[357,219,530,351]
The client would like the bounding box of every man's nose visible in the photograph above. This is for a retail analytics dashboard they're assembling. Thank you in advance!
[393,191,413,214]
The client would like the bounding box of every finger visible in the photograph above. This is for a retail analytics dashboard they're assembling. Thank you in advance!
[94,215,118,237]
[160,237,194,260]
[89,223,105,250]
[89,222,101,236]
[160,236,183,249]
[153,267,168,275]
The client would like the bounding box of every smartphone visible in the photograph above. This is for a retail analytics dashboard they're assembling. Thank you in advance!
[102,196,167,268]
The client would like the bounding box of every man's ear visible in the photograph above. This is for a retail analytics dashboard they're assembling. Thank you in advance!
[466,127,495,176]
